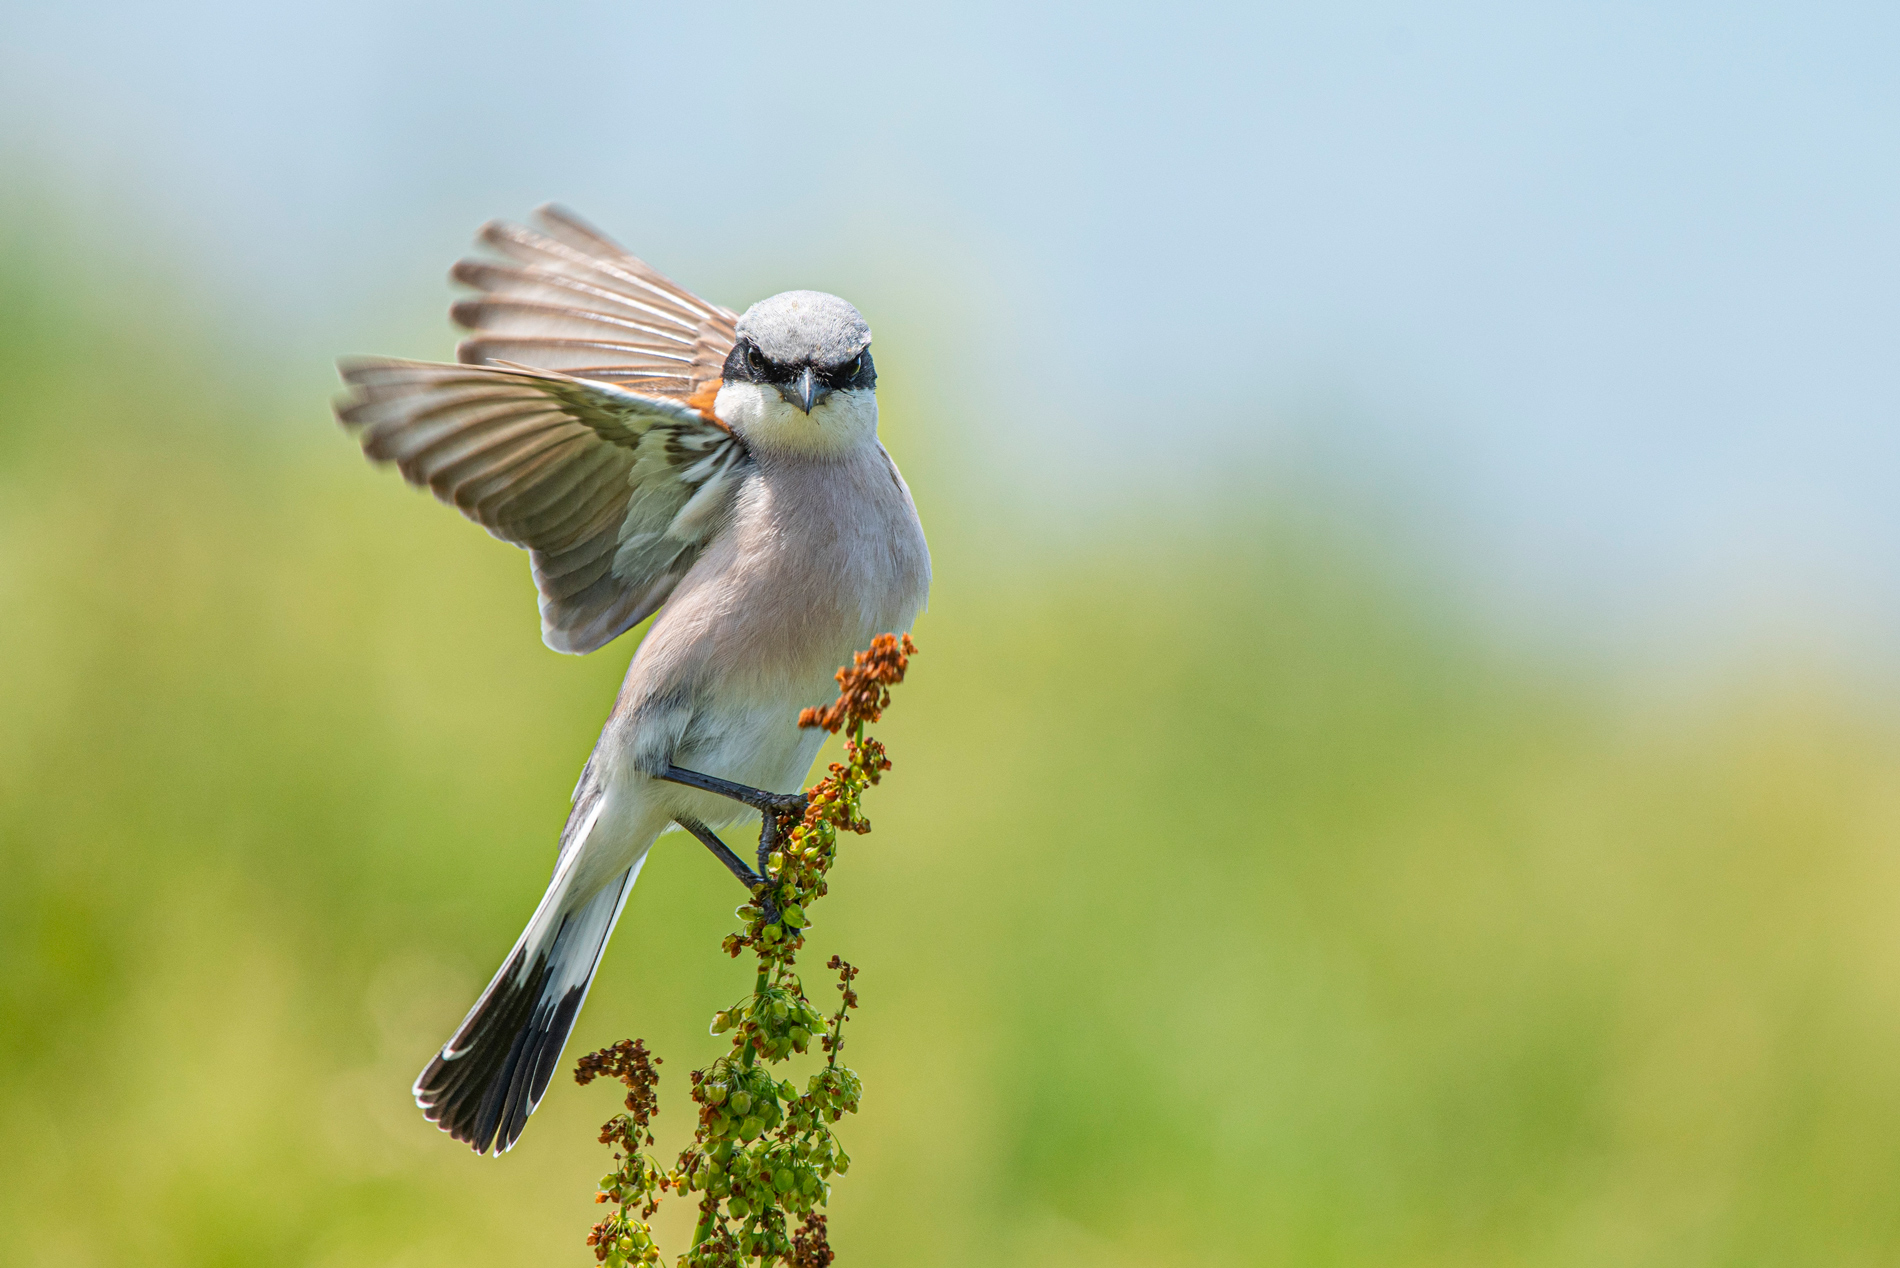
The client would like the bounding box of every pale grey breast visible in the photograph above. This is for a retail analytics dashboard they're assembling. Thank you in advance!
[607,439,927,739]
[700,446,928,697]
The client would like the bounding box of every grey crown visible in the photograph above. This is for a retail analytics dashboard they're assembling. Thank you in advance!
[735,291,871,368]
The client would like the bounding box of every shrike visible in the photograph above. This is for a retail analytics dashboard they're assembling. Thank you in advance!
[334,206,930,1155]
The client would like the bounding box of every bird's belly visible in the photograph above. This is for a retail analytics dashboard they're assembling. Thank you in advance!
[687,689,831,794]
[646,692,830,832]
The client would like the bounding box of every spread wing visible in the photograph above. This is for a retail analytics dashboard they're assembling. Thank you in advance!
[335,207,749,654]
[451,203,738,394]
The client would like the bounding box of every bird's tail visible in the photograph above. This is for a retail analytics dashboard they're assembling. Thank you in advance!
[414,849,643,1154]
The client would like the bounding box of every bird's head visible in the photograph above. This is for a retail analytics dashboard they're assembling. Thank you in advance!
[715,290,878,457]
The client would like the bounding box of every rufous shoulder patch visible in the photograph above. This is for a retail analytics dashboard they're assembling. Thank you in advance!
[685,377,725,428]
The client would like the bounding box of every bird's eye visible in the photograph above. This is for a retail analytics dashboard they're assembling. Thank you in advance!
[844,352,862,378]
[747,344,769,374]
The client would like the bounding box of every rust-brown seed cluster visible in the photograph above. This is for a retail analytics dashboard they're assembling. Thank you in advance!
[796,633,916,734]
[789,1213,834,1268]
[576,1039,668,1262]
[576,1038,662,1149]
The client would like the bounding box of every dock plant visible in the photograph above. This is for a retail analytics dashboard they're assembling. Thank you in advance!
[574,635,917,1267]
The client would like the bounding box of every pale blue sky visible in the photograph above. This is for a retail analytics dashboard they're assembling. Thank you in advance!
[4,1,1897,664]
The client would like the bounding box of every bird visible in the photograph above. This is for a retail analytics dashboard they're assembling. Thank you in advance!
[333,205,931,1155]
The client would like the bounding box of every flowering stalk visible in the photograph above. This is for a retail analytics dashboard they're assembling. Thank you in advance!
[576,1040,668,1266]
[575,634,918,1268]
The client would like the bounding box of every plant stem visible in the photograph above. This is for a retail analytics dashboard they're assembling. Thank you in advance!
[741,965,770,1071]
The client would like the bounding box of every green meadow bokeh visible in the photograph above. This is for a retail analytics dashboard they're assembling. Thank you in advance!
[4,228,1900,1268]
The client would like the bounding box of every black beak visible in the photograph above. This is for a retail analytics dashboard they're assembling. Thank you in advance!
[787,365,829,415]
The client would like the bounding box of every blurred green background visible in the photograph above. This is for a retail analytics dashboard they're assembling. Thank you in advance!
[6,3,1900,1262]
[4,209,1900,1268]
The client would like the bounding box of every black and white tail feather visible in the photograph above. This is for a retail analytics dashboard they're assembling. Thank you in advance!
[413,761,640,1154]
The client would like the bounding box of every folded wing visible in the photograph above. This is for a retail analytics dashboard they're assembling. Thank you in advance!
[335,208,749,654]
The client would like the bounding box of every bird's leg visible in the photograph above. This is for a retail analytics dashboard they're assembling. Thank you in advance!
[675,816,780,924]
[675,816,763,889]
[661,763,807,882]
[660,765,808,817]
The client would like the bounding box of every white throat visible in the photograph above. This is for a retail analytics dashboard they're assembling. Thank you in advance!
[714,382,878,459]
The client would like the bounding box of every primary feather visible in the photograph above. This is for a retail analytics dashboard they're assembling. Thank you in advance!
[456,205,736,391]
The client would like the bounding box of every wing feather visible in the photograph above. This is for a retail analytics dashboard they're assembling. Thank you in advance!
[449,300,705,353]
[336,208,747,654]
[453,206,737,388]
[529,203,731,317]
[468,215,732,340]
[336,355,748,654]
[455,337,700,382]
[448,260,699,338]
